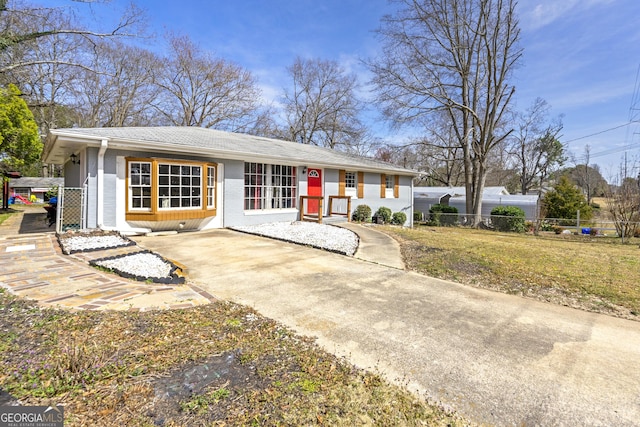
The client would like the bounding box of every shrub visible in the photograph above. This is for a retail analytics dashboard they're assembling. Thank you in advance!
[539,220,555,232]
[374,206,392,224]
[414,211,423,222]
[490,206,526,233]
[352,204,372,222]
[391,211,407,225]
[428,204,458,226]
[542,175,593,222]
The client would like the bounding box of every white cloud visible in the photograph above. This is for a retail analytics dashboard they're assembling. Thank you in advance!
[520,0,616,30]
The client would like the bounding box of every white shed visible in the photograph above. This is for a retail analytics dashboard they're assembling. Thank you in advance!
[414,187,539,220]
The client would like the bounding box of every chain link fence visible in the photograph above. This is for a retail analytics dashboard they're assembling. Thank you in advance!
[414,211,640,238]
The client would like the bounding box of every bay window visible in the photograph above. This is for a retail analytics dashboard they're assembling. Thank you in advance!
[126,158,216,221]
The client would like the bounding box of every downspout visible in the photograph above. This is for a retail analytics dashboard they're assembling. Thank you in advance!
[97,139,108,228]
[410,176,415,228]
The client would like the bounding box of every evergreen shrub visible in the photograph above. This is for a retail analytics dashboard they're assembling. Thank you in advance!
[428,204,458,226]
[490,206,526,232]
[374,206,392,224]
[391,211,407,225]
[352,204,372,222]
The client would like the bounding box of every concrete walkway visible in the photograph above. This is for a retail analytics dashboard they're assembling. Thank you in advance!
[336,222,405,269]
[133,229,640,427]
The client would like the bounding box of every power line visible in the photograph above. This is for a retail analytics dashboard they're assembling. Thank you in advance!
[629,63,640,122]
[589,141,639,158]
[562,121,635,144]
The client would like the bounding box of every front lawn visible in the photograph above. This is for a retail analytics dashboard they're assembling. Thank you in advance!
[383,226,640,319]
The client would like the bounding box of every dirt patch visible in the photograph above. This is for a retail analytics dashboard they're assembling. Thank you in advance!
[147,351,264,424]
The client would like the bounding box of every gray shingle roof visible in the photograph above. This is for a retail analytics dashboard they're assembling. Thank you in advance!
[9,177,63,188]
[49,127,418,175]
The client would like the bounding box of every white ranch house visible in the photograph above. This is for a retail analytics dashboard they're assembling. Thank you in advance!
[43,127,418,233]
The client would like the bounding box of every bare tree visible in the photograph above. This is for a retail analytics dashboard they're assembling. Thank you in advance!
[605,163,640,242]
[153,34,263,131]
[370,0,522,224]
[74,41,161,127]
[0,0,143,74]
[283,56,367,151]
[2,5,84,134]
[509,98,565,195]
[568,145,609,204]
[0,0,144,136]
[418,113,466,186]
[484,138,518,189]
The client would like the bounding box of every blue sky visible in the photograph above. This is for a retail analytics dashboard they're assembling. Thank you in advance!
[51,0,640,179]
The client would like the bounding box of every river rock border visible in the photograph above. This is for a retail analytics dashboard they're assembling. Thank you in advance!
[89,250,186,285]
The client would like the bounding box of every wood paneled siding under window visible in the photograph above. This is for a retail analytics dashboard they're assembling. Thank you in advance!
[125,157,217,222]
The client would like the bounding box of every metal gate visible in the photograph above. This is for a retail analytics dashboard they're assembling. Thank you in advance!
[56,186,86,232]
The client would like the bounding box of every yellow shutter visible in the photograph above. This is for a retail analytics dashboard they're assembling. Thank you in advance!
[394,175,399,198]
[338,170,345,196]
[380,174,386,198]
[357,172,364,198]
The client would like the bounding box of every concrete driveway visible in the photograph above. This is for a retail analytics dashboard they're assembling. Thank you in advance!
[133,229,640,426]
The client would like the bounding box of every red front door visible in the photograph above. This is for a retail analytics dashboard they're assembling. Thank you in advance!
[307,168,322,214]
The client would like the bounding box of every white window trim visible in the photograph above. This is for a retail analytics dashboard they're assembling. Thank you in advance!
[128,161,152,212]
[207,166,216,209]
[385,175,395,198]
[345,171,357,198]
[244,162,297,211]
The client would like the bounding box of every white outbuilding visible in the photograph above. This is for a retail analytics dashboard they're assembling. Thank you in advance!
[414,186,539,220]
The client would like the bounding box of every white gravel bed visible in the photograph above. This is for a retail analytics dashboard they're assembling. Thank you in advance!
[60,234,132,252]
[93,252,172,279]
[232,221,359,256]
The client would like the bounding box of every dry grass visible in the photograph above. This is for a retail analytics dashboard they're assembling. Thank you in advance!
[382,225,640,319]
[0,290,466,426]
[0,210,15,225]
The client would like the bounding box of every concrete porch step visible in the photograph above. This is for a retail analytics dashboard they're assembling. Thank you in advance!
[321,216,349,224]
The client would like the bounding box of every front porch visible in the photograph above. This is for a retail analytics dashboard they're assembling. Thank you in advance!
[299,195,351,224]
